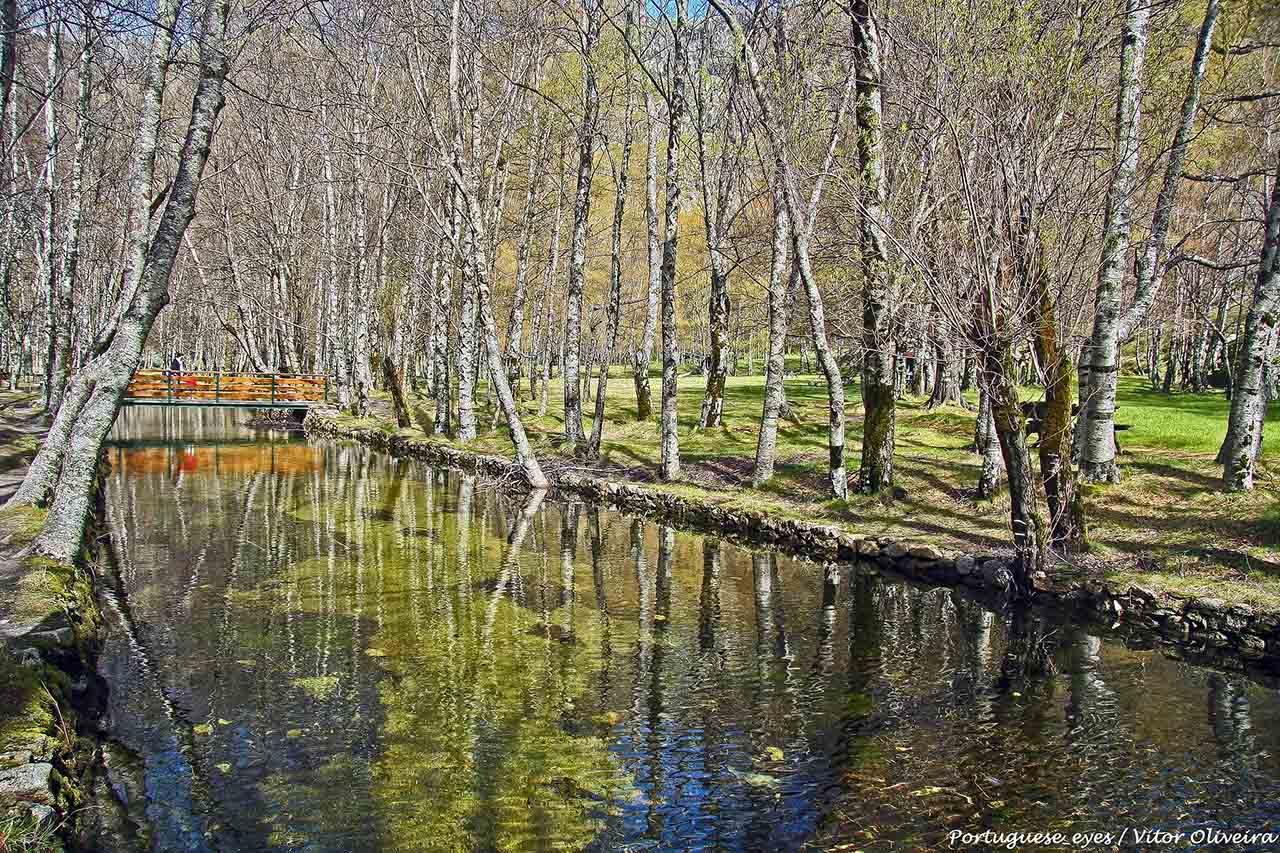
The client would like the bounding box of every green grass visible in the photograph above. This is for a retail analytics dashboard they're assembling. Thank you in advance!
[0,805,61,852]
[347,370,1279,611]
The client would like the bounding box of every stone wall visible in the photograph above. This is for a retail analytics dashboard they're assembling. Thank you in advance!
[305,411,1280,684]
[0,452,109,848]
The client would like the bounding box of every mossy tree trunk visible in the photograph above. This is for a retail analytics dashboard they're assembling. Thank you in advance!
[984,341,1045,592]
[1034,254,1085,549]
[852,0,895,496]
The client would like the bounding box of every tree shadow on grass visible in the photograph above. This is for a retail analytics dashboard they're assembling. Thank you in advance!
[1124,460,1223,492]
[1090,499,1280,567]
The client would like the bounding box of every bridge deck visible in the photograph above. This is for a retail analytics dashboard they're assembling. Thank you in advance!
[124,369,327,408]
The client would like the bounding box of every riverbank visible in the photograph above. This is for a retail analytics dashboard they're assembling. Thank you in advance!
[0,392,105,851]
[305,374,1280,679]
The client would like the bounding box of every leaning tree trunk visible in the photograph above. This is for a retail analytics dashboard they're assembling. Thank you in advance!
[632,91,660,423]
[7,0,229,566]
[9,0,182,508]
[442,0,547,489]
[752,178,790,486]
[1222,156,1280,492]
[708,0,853,501]
[1081,0,1215,481]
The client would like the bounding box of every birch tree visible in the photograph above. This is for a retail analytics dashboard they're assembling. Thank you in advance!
[6,0,232,564]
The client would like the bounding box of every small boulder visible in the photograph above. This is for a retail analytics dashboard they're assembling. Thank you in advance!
[907,543,943,561]
[955,555,975,576]
[0,762,58,806]
[1238,634,1267,660]
[1191,597,1227,613]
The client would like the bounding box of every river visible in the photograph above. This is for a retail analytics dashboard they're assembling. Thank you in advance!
[96,407,1280,851]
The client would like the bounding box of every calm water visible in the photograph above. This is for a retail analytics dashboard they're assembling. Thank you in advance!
[99,408,1280,852]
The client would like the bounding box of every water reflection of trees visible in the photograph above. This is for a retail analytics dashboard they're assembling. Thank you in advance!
[104,410,1280,852]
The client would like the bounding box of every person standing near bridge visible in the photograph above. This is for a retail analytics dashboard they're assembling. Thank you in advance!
[169,354,184,374]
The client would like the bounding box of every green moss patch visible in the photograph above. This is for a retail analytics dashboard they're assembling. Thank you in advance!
[0,653,55,756]
[0,507,47,549]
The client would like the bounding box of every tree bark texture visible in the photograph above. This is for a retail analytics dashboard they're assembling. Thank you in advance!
[1223,156,1280,491]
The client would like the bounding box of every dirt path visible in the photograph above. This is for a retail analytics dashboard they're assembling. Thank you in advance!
[0,391,46,504]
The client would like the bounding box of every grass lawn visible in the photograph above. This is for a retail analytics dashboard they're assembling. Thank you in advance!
[298,372,1278,611]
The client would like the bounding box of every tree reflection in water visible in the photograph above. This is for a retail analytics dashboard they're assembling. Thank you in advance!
[99,408,1280,852]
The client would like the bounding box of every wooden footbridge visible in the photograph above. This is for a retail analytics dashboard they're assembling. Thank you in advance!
[123,369,328,409]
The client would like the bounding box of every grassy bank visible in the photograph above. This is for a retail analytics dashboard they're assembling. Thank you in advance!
[341,373,1276,610]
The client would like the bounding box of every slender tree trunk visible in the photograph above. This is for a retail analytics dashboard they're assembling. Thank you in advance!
[1079,0,1148,482]
[532,168,564,407]
[658,0,689,481]
[562,5,601,445]
[695,84,739,430]
[752,181,790,486]
[586,13,636,460]
[632,90,660,422]
[506,115,548,393]
[433,189,459,436]
[39,16,60,411]
[1081,0,1216,481]
[709,0,854,499]
[456,224,479,440]
[321,108,350,408]
[442,0,547,488]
